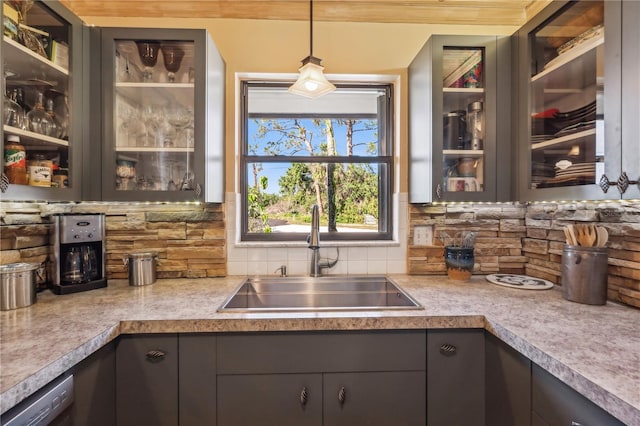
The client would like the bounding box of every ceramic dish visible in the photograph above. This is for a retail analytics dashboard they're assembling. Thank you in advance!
[486,274,554,290]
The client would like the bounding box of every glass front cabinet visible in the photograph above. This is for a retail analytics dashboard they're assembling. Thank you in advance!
[98,27,224,202]
[409,35,512,203]
[515,0,638,200]
[1,0,84,200]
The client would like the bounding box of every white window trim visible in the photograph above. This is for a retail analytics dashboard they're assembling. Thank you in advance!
[233,72,402,248]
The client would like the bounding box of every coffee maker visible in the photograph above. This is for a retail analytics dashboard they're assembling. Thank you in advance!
[50,214,107,295]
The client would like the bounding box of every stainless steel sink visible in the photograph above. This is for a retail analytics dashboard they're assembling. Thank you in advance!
[218,275,423,312]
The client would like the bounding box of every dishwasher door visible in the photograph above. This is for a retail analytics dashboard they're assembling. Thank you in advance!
[1,375,74,426]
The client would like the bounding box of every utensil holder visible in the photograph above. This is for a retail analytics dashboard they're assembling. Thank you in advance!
[444,246,474,281]
[124,252,158,286]
[561,245,608,305]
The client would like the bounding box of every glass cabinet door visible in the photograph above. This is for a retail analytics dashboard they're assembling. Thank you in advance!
[112,38,195,195]
[521,0,619,200]
[2,0,82,200]
[100,28,224,202]
[441,47,486,196]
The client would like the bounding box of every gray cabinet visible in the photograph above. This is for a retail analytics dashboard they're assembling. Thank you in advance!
[115,334,178,426]
[514,0,639,201]
[427,329,484,426]
[179,334,217,426]
[71,341,116,426]
[1,0,85,201]
[409,35,511,203]
[216,330,427,426]
[218,374,322,426]
[531,363,624,426]
[96,28,225,202]
[485,332,531,426]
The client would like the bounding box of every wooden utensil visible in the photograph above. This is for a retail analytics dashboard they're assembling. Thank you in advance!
[566,224,578,246]
[596,226,608,247]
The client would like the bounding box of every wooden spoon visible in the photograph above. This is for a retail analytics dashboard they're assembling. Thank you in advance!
[566,224,578,246]
[596,226,608,247]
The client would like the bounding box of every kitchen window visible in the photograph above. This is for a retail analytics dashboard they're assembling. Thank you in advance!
[240,81,394,242]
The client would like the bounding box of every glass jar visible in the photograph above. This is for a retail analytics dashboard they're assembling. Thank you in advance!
[27,90,54,136]
[3,135,27,184]
[467,101,484,150]
[27,153,52,187]
[45,98,62,139]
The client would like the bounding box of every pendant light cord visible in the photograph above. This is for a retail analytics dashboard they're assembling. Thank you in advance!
[309,0,314,57]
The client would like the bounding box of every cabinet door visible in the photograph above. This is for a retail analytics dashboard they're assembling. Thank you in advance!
[515,0,623,201]
[116,334,178,426]
[323,371,426,426]
[485,332,531,426]
[179,334,216,426]
[408,35,511,203]
[217,374,322,426]
[620,0,640,199]
[1,0,84,201]
[71,342,116,426]
[531,363,625,426]
[427,329,485,426]
[99,27,224,202]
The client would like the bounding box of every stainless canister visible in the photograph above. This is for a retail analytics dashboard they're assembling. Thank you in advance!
[124,252,158,286]
[561,245,608,305]
[1,262,39,310]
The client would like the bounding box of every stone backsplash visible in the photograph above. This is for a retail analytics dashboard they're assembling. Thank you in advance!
[0,202,226,282]
[2,199,638,309]
[408,201,640,309]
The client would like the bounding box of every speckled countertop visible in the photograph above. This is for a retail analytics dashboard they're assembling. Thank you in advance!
[1,275,638,424]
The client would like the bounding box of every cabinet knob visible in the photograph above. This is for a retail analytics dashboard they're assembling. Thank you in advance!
[300,387,308,406]
[338,386,346,405]
[439,343,457,356]
[145,349,166,362]
[599,172,638,194]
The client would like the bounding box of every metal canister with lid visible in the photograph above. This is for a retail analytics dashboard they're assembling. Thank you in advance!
[27,153,52,187]
[3,135,27,184]
[0,262,39,310]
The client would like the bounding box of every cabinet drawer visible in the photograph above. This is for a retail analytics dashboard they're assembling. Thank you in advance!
[217,373,322,426]
[532,364,624,426]
[217,330,426,374]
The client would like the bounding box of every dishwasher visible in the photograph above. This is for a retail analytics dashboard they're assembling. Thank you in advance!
[0,375,74,425]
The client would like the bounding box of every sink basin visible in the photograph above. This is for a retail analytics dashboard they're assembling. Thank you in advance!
[218,275,423,312]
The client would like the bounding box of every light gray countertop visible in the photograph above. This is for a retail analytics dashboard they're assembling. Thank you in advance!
[1,275,638,424]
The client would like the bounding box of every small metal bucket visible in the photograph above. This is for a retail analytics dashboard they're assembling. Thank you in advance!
[1,263,39,310]
[561,245,608,305]
[124,252,158,286]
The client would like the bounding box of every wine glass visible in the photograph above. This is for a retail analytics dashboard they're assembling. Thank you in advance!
[135,41,161,82]
[160,44,185,83]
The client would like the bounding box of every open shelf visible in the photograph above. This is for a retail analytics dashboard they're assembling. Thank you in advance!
[3,125,69,147]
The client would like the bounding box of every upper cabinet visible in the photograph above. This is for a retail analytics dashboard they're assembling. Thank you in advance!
[97,28,225,202]
[515,0,638,200]
[409,35,511,203]
[1,0,84,200]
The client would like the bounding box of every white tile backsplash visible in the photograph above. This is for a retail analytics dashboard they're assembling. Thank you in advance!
[225,192,407,276]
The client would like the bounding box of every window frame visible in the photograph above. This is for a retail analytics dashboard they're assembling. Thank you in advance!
[239,80,395,243]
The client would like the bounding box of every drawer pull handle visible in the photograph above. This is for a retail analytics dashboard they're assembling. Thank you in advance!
[338,386,346,405]
[571,422,584,426]
[300,387,308,406]
[599,172,638,194]
[145,349,166,362]
[440,343,457,356]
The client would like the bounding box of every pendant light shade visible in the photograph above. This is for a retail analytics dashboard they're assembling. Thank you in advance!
[288,0,335,98]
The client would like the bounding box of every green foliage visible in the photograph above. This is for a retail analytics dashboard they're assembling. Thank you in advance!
[248,118,380,231]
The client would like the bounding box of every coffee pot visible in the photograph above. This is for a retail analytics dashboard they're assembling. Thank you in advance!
[62,247,84,284]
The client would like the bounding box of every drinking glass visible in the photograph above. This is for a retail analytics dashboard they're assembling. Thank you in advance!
[135,41,161,82]
[27,89,54,136]
[160,44,185,83]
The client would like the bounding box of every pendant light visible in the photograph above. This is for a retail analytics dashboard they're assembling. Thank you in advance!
[288,0,336,98]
